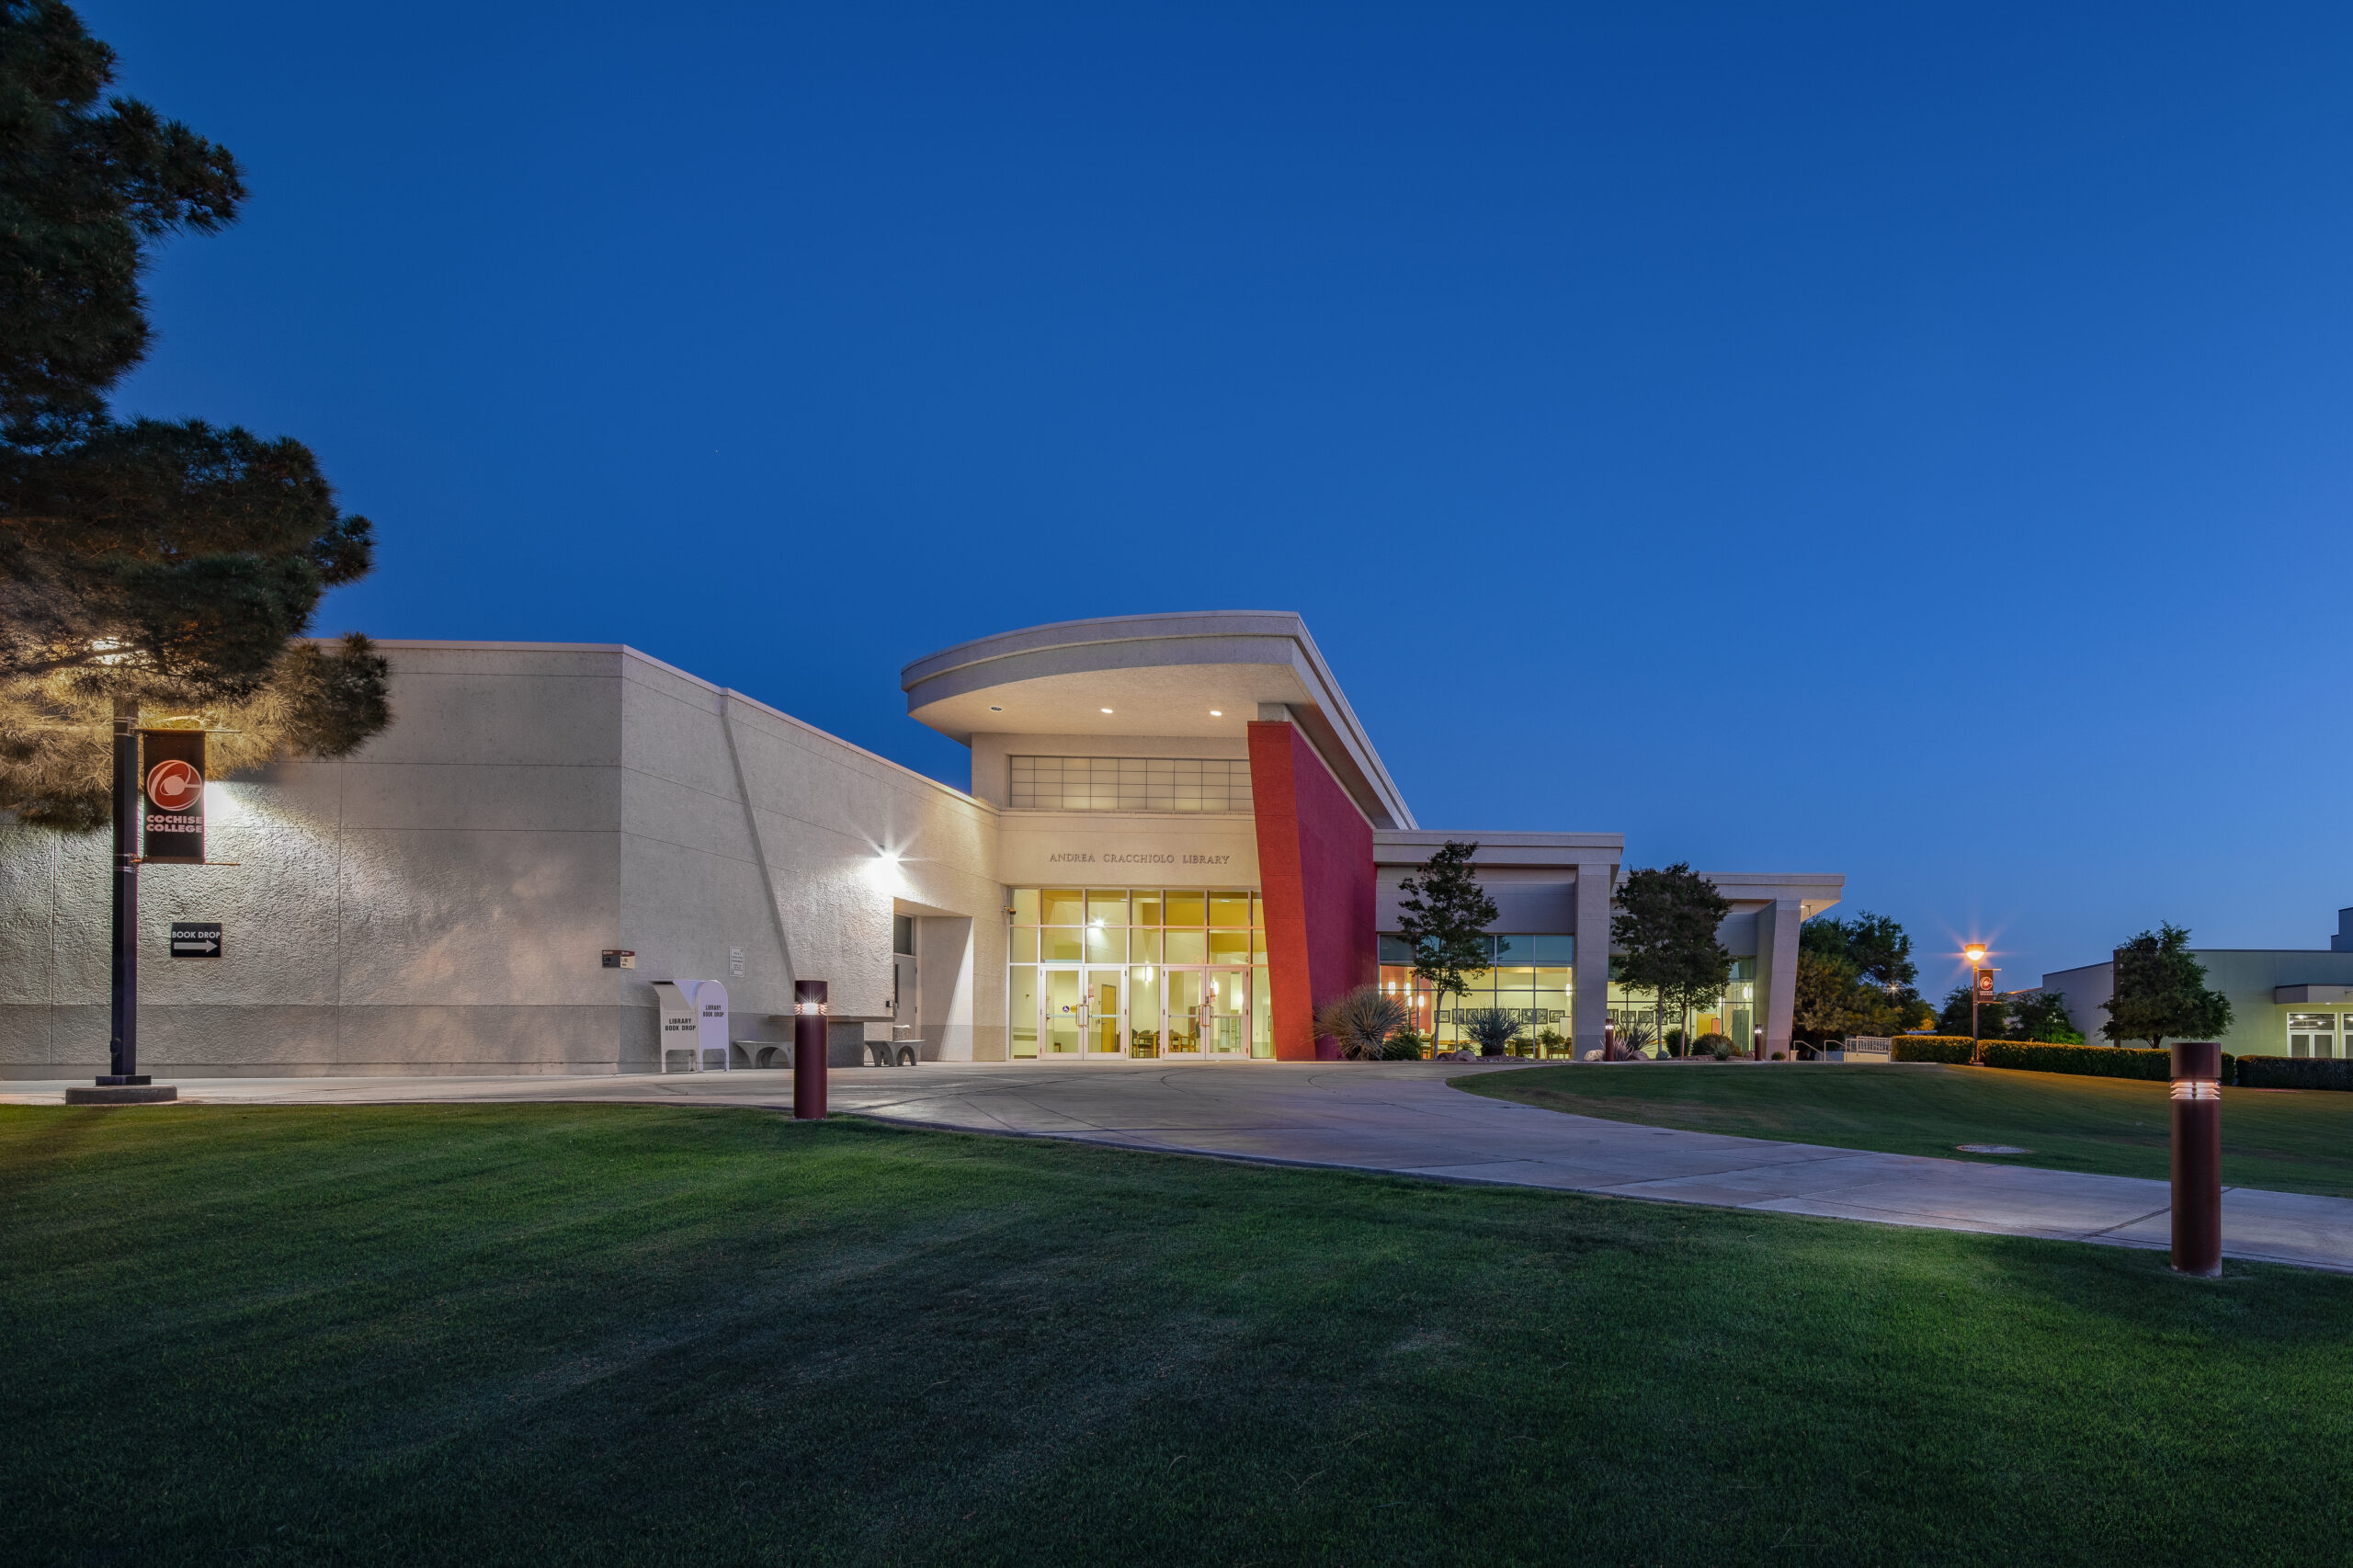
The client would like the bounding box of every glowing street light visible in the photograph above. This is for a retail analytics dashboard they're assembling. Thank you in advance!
[1963,944,1995,1063]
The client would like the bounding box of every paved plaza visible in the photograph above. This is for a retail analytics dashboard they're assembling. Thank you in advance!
[10,1061,2352,1273]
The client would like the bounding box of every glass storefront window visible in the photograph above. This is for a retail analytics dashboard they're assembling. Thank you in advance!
[1009,965,1039,1058]
[1009,888,1266,1061]
[2289,1013,2336,1059]
[1377,935,1575,1055]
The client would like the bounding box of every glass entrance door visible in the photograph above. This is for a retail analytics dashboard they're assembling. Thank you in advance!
[1165,970,1205,1056]
[1157,969,1251,1059]
[1036,966,1252,1059]
[1082,969,1123,1055]
[1204,969,1250,1056]
[1043,969,1083,1056]
[1042,968,1124,1056]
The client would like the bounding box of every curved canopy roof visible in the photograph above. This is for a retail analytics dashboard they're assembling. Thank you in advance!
[902,611,1415,829]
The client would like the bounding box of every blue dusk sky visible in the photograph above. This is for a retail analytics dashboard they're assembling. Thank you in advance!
[84,1,2353,996]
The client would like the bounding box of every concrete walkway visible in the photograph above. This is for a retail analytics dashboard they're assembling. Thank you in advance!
[8,1061,2352,1274]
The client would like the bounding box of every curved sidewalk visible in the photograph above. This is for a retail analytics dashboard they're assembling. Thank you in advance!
[7,1061,2350,1273]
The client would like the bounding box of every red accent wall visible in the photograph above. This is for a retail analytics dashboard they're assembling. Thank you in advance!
[1247,721,1378,1061]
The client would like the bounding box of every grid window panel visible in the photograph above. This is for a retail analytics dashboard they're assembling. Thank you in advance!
[1007,756,1254,812]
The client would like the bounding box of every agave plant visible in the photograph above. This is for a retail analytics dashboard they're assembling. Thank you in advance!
[1459,1006,1525,1058]
[1312,985,1411,1061]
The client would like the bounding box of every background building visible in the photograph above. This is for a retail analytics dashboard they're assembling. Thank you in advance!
[0,613,1841,1077]
[2041,910,2353,1061]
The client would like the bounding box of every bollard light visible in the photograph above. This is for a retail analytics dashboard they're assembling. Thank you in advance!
[793,979,829,1120]
[2169,1040,2222,1277]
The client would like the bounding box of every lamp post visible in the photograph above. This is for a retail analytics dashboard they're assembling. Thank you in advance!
[1964,945,1989,1064]
[105,708,143,1086]
[793,979,827,1120]
[2170,1040,2222,1277]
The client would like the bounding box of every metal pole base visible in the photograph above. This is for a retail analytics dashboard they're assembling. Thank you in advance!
[95,1074,153,1086]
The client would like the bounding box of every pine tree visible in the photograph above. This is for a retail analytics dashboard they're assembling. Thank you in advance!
[0,0,388,830]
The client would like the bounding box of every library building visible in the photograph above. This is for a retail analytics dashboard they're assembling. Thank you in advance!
[0,612,1840,1078]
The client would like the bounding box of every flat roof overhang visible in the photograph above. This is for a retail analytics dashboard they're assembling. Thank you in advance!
[902,611,1415,829]
[2276,984,2353,1005]
[1373,830,1622,871]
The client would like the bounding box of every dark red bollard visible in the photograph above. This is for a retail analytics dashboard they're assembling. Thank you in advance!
[2170,1040,2222,1277]
[793,979,828,1120]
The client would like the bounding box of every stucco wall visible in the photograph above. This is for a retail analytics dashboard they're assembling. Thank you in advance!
[0,643,635,1077]
[0,642,1004,1077]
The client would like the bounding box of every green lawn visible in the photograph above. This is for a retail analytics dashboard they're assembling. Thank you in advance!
[1461,1062,2353,1196]
[6,1105,2353,1566]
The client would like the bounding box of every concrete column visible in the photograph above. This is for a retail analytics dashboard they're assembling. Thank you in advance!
[1756,898,1802,1057]
[1573,861,1614,1060]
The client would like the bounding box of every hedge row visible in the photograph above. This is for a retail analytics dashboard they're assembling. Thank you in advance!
[2237,1056,2353,1091]
[1978,1040,2194,1081]
[1889,1036,1974,1063]
[1877,1036,2353,1089]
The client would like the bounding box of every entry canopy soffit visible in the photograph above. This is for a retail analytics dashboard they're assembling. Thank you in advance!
[901,611,1415,829]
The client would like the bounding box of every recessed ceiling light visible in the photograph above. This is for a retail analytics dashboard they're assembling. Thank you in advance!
[1210,709,1222,717]
[988,705,1002,712]
[1100,707,1113,714]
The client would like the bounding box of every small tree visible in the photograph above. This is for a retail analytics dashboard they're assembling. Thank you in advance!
[1612,864,1733,1057]
[1791,949,1867,1041]
[1394,839,1498,1042]
[2102,925,2231,1052]
[2012,991,2083,1044]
